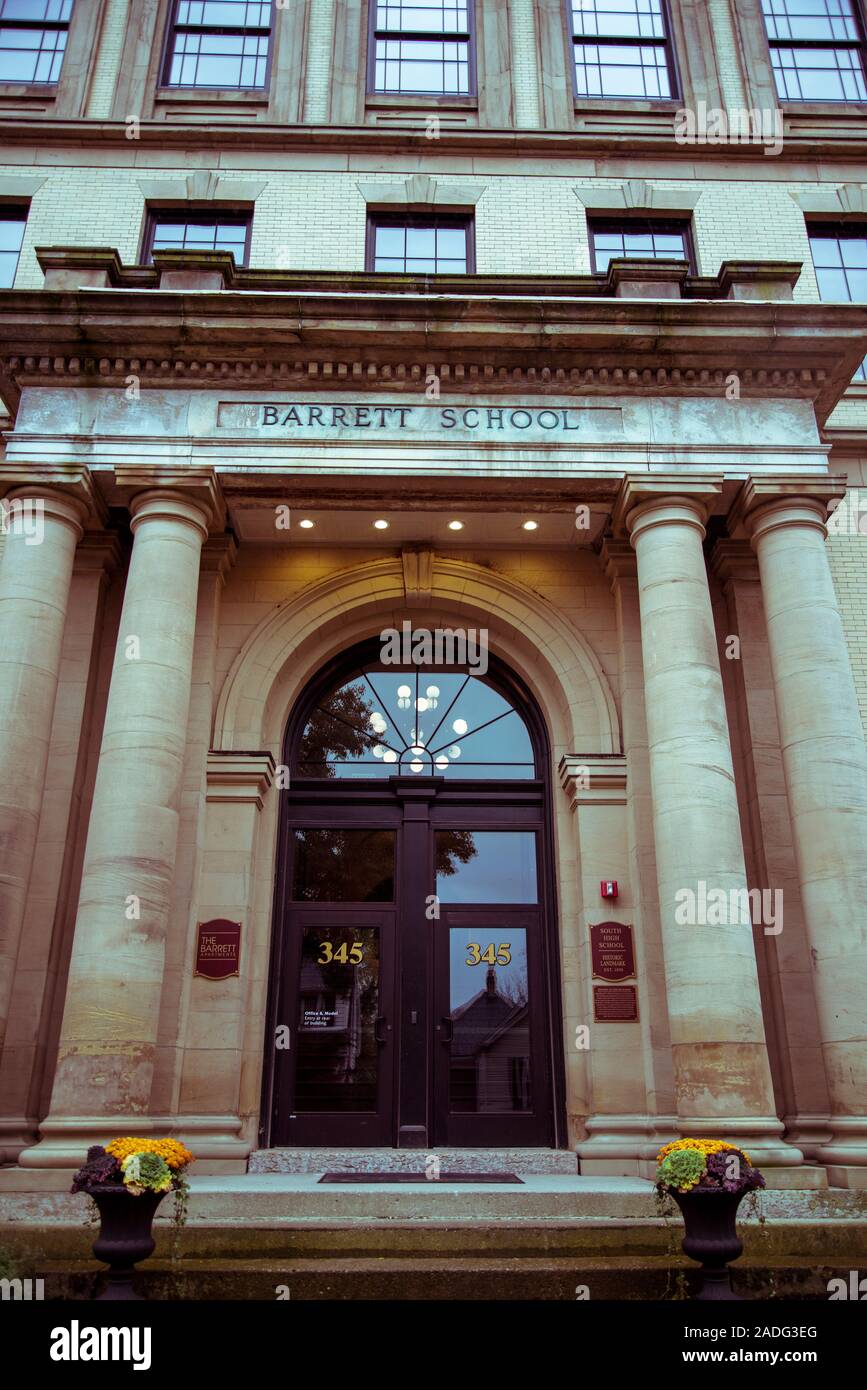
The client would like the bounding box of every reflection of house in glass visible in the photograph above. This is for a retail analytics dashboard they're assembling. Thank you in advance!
[296,951,377,1111]
[450,967,531,1113]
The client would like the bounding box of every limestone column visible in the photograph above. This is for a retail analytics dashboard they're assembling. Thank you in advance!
[19,486,216,1166]
[615,477,801,1166]
[739,478,867,1185]
[0,485,89,1060]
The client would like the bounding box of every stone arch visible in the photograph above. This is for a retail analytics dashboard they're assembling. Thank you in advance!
[213,554,621,760]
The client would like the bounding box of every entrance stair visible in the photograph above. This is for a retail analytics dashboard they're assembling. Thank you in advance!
[1,1151,865,1300]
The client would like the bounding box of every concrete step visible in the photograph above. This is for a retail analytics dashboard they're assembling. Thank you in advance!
[248,1147,579,1175]
[22,1254,867,1301]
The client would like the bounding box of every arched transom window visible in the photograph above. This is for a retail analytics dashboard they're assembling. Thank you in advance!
[295,660,537,780]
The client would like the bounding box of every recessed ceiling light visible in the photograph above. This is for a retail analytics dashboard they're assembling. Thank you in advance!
[448,520,464,531]
[299,519,315,529]
[522,520,539,531]
[374,518,390,530]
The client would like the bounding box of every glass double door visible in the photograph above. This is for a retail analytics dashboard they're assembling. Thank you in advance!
[271,813,556,1148]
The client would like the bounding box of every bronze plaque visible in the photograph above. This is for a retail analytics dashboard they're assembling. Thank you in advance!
[593,985,639,1022]
[195,919,241,980]
[590,921,635,982]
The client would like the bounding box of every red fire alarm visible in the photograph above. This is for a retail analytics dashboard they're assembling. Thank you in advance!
[601,880,618,900]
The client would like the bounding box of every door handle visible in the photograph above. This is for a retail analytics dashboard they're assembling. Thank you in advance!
[374,1015,389,1044]
[438,1016,454,1043]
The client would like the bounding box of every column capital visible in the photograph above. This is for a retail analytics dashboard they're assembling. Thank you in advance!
[611,475,723,541]
[0,464,107,531]
[599,538,637,591]
[708,538,760,588]
[201,533,239,582]
[113,466,227,534]
[73,532,125,578]
[730,474,848,545]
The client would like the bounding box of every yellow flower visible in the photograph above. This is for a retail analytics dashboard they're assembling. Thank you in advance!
[105,1136,194,1171]
[656,1138,750,1165]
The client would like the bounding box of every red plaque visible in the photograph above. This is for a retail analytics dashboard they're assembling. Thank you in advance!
[593,985,639,1022]
[590,921,635,982]
[195,919,241,980]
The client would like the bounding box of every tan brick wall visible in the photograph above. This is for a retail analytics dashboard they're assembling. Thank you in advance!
[5,162,856,285]
[708,0,749,111]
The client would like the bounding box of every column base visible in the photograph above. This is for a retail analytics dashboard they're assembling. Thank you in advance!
[577,1113,678,1177]
[782,1113,833,1161]
[814,1117,867,1171]
[0,1115,39,1166]
[671,1116,805,1167]
[16,1114,251,1169]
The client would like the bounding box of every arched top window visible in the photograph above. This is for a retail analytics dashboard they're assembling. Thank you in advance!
[292,648,538,780]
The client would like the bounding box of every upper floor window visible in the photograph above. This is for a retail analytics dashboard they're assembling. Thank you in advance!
[144,210,252,266]
[368,0,473,96]
[569,0,675,99]
[367,213,474,272]
[163,0,272,89]
[0,207,27,287]
[809,225,867,379]
[761,0,867,101]
[0,0,72,84]
[589,218,692,272]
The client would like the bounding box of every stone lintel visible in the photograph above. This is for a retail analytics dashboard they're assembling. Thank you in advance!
[206,751,277,808]
[559,754,628,808]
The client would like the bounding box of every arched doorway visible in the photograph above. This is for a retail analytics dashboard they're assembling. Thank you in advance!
[261,637,565,1149]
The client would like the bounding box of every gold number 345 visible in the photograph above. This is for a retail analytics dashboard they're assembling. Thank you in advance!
[465,943,511,966]
[318,941,364,965]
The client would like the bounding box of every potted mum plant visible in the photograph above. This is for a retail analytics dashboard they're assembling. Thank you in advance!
[71,1137,194,1300]
[655,1138,765,1301]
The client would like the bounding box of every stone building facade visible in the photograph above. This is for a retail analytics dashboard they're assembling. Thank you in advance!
[0,0,866,1189]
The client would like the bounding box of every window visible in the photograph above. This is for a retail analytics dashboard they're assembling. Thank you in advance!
[0,0,73,84]
[0,208,27,287]
[294,663,536,779]
[369,0,473,95]
[569,0,675,99]
[143,210,252,265]
[163,0,272,89]
[761,0,867,101]
[367,214,473,273]
[809,225,867,380]
[589,218,692,272]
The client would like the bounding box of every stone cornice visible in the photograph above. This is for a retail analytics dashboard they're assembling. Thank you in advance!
[4,116,867,160]
[1,271,864,423]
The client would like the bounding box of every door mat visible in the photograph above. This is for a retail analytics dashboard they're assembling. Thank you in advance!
[318,1171,524,1184]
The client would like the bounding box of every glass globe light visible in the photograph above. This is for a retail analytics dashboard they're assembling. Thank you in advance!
[452,718,468,735]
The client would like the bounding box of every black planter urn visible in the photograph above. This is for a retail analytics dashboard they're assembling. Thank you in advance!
[671,1187,747,1300]
[90,1185,167,1300]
